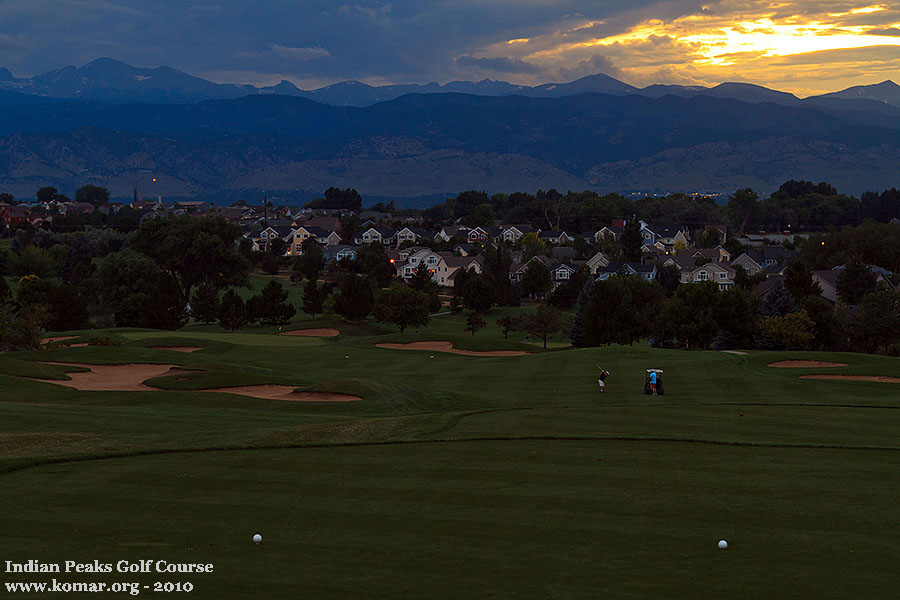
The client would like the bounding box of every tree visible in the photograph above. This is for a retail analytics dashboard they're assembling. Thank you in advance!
[462,273,496,313]
[36,186,59,203]
[190,283,220,324]
[305,187,363,211]
[96,249,166,327]
[620,218,643,262]
[373,285,430,332]
[712,286,757,350]
[496,314,521,340]
[464,312,486,336]
[655,264,681,297]
[800,295,840,351]
[302,278,324,318]
[143,274,188,330]
[248,280,296,327]
[784,260,822,299]
[582,276,664,346]
[334,274,374,321]
[520,304,566,349]
[130,215,249,302]
[291,241,323,283]
[835,261,877,305]
[520,259,551,300]
[727,188,759,235]
[656,281,720,349]
[217,289,247,331]
[0,300,46,351]
[410,261,432,291]
[521,233,547,261]
[75,185,110,206]
[0,275,11,300]
[758,310,815,350]
[355,242,394,288]
[759,279,798,317]
[850,289,900,353]
[569,278,594,347]
[16,277,90,332]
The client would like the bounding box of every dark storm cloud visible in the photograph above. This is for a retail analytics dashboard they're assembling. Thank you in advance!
[454,56,543,75]
[0,0,667,85]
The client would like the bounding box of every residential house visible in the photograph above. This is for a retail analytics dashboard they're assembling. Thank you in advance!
[590,225,624,244]
[439,255,484,286]
[322,245,359,264]
[679,262,736,290]
[549,263,578,290]
[0,206,29,227]
[651,224,691,252]
[585,251,611,275]
[355,226,396,246]
[396,226,431,246]
[812,265,895,304]
[594,261,658,282]
[500,225,538,243]
[538,230,571,245]
[435,225,469,242]
[509,256,552,283]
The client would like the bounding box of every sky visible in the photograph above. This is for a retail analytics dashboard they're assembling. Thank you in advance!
[0,0,898,96]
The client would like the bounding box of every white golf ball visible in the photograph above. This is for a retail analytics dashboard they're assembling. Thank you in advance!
[345,355,350,359]
[430,355,434,359]
[717,540,728,550]
[252,534,262,545]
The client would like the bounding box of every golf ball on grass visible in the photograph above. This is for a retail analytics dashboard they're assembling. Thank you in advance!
[717,540,728,550]
[252,534,262,545]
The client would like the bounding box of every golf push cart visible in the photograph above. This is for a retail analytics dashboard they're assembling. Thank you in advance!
[644,369,664,395]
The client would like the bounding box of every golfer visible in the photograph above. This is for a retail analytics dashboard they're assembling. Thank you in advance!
[598,367,610,393]
[649,369,658,395]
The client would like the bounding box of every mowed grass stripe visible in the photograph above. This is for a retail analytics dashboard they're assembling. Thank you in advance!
[3,441,899,599]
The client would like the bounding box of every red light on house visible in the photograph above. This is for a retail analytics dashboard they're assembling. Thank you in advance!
[390,259,395,263]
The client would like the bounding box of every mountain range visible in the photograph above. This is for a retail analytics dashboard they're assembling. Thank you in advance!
[0,58,898,203]
[3,58,900,110]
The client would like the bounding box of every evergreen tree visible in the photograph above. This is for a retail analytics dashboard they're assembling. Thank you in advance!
[835,261,877,305]
[334,274,374,321]
[760,279,798,317]
[570,278,595,347]
[620,218,643,262]
[0,275,10,300]
[190,283,219,324]
[520,260,551,300]
[410,261,432,291]
[302,278,324,318]
[784,260,822,299]
[249,280,296,326]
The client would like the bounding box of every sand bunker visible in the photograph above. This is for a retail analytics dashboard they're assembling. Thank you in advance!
[150,346,203,353]
[279,328,340,337]
[27,362,359,401]
[33,363,179,391]
[799,375,900,383]
[198,385,360,402]
[376,341,528,357]
[769,360,849,368]
[41,336,78,344]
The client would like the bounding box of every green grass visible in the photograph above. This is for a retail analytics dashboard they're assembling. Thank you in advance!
[2,317,900,598]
